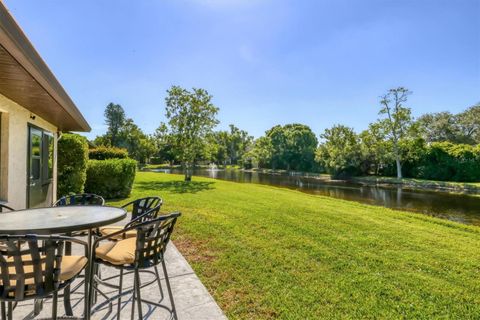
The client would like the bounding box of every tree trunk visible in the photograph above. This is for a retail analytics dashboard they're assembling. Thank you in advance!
[184,163,192,181]
[392,141,402,179]
[395,156,402,179]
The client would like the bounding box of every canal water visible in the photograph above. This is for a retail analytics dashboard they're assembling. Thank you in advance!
[147,168,480,226]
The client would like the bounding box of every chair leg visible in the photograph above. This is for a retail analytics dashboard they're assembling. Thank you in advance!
[94,263,100,304]
[85,229,94,320]
[154,266,164,302]
[52,291,58,320]
[1,302,5,320]
[63,284,73,315]
[130,275,136,320]
[34,298,43,316]
[116,269,124,320]
[7,302,12,320]
[134,269,143,320]
[162,260,178,320]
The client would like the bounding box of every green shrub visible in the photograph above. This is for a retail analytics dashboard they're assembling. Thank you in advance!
[149,156,164,165]
[85,159,137,198]
[89,147,128,160]
[57,133,89,197]
[414,142,480,182]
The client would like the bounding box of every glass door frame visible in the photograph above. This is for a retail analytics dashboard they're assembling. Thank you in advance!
[26,124,54,208]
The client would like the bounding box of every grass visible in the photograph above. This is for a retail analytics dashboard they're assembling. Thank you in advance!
[109,172,480,319]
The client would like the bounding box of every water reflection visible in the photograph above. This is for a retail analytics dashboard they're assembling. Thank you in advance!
[147,168,480,226]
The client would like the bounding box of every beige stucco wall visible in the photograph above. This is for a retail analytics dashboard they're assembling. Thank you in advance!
[0,93,58,209]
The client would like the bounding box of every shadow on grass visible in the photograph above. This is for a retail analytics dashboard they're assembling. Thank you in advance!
[135,180,216,194]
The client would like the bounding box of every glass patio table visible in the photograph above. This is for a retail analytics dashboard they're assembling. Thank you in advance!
[0,205,127,317]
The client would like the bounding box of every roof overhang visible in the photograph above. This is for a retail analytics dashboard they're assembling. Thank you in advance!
[0,1,90,132]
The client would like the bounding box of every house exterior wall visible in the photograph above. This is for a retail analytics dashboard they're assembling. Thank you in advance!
[0,93,58,209]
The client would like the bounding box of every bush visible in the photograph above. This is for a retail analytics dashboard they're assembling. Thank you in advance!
[149,156,165,165]
[85,159,137,198]
[57,133,89,197]
[413,142,480,182]
[89,147,128,160]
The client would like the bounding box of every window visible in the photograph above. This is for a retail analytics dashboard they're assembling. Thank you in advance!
[42,132,54,181]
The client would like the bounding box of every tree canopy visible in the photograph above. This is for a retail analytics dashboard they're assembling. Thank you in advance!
[164,86,219,180]
[91,87,479,183]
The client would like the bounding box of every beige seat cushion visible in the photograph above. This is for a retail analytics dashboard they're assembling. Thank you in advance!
[2,255,87,285]
[99,226,137,240]
[95,237,136,265]
[60,256,88,281]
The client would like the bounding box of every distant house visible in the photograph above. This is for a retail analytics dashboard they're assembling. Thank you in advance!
[0,2,90,209]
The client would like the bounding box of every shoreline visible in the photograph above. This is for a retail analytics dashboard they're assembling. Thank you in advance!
[142,164,480,195]
[352,176,480,195]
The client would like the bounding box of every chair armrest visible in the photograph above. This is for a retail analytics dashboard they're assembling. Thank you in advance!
[66,236,89,258]
[91,212,181,251]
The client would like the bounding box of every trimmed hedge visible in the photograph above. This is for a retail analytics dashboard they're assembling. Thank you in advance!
[85,159,137,199]
[57,133,89,197]
[89,147,128,160]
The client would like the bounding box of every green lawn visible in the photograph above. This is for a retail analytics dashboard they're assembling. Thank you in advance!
[109,172,480,319]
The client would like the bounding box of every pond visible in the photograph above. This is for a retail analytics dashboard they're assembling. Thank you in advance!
[146,168,480,226]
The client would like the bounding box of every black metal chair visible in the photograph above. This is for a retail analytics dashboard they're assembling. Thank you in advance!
[88,212,181,320]
[52,193,104,315]
[53,193,105,247]
[0,234,88,320]
[98,197,162,240]
[0,205,15,250]
[0,205,14,213]
[53,194,105,207]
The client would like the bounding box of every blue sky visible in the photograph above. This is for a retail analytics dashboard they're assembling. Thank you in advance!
[4,0,479,139]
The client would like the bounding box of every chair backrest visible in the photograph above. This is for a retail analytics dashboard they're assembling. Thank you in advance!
[53,193,105,207]
[133,212,181,269]
[0,204,14,213]
[0,235,66,301]
[125,204,162,229]
[122,196,162,221]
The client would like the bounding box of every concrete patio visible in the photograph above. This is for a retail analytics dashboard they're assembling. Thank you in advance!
[13,234,227,319]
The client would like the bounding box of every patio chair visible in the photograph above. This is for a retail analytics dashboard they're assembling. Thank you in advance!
[88,212,181,320]
[0,234,88,320]
[98,196,162,240]
[53,193,105,207]
[53,193,105,250]
[52,193,104,315]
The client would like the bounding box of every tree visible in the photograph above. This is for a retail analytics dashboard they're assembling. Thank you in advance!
[164,86,219,181]
[359,122,392,175]
[226,124,253,165]
[378,87,413,179]
[153,123,176,164]
[204,125,253,166]
[104,103,126,147]
[457,103,480,144]
[205,131,229,165]
[315,125,361,178]
[242,136,273,169]
[416,112,459,143]
[266,125,287,169]
[95,104,157,163]
[265,124,318,171]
